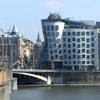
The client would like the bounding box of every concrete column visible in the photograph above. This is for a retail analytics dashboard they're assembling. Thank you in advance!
[51,62,55,69]
[85,66,87,71]
[0,70,4,84]
[4,70,7,82]
[11,78,18,90]
[79,65,81,70]
[47,74,51,85]
[72,66,75,71]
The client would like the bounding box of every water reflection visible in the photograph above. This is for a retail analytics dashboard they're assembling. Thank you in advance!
[11,86,100,100]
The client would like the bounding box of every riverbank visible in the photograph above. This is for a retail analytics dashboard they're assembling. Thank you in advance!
[18,83,100,88]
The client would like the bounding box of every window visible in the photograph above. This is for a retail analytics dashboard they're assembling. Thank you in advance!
[91,54,95,58]
[68,55,71,59]
[82,37,85,41]
[82,54,85,58]
[59,50,62,54]
[48,32,50,36]
[73,49,76,53]
[54,49,57,53]
[73,55,76,58]
[77,32,80,36]
[82,43,85,47]
[72,32,75,36]
[50,50,53,54]
[82,32,85,36]
[47,25,50,31]
[55,55,58,59]
[68,38,71,42]
[82,49,85,53]
[48,38,51,43]
[57,39,60,43]
[60,56,62,60]
[64,55,67,59]
[58,44,61,48]
[87,55,90,59]
[77,38,80,42]
[73,38,76,41]
[91,43,94,47]
[68,32,71,36]
[64,61,67,64]
[92,61,94,64]
[91,32,94,36]
[63,49,66,53]
[53,38,56,42]
[73,43,76,47]
[77,50,80,53]
[68,50,71,54]
[91,49,94,52]
[68,61,71,64]
[91,37,94,41]
[52,32,55,36]
[73,61,76,64]
[0,39,2,44]
[82,61,85,64]
[49,44,52,48]
[51,56,54,60]
[53,43,56,48]
[68,44,71,48]
[51,25,54,30]
[86,44,90,48]
[56,32,59,36]
[63,43,66,47]
[63,38,66,42]
[86,32,89,36]
[87,61,90,64]
[77,61,80,64]
[87,50,90,53]
[55,25,59,31]
[77,44,80,48]
[63,32,66,36]
[86,38,90,42]
[78,55,81,59]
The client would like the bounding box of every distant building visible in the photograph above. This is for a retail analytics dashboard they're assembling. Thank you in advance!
[96,22,100,70]
[39,13,99,71]
[24,39,34,68]
[34,33,43,68]
[0,25,25,68]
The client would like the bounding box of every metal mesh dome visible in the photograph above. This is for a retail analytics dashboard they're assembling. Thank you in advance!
[48,13,61,21]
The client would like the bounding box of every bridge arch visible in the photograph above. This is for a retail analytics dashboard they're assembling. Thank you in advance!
[14,72,48,82]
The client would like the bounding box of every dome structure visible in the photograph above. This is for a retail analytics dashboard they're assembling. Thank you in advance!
[17,33,22,38]
[48,13,61,21]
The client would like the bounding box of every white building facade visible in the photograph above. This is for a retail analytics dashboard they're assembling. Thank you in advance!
[41,14,99,71]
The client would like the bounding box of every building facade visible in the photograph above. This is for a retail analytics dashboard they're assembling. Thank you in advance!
[96,22,100,70]
[34,33,43,68]
[40,14,99,71]
[24,39,34,68]
[0,25,25,68]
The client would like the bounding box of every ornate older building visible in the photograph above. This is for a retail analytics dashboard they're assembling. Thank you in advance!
[0,25,24,68]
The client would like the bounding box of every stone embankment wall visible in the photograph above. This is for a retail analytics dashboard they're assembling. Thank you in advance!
[63,72,100,84]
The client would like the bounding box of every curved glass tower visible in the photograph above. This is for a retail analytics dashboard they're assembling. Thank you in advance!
[40,13,99,71]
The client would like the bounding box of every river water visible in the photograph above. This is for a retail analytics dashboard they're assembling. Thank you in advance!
[10,86,100,100]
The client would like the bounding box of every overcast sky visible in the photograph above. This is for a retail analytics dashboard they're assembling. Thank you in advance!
[0,0,100,43]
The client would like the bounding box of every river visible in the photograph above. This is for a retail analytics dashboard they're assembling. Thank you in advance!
[10,86,100,100]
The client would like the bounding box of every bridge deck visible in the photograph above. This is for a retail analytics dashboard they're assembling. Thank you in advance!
[13,69,99,73]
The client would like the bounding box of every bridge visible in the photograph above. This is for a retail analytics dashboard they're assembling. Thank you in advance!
[13,69,100,85]
[13,69,53,85]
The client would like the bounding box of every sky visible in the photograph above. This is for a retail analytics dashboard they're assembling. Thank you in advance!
[0,0,100,43]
